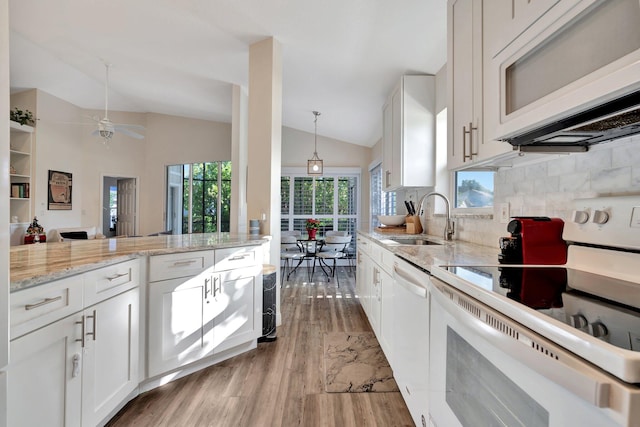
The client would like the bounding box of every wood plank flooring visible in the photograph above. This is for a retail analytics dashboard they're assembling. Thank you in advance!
[107,266,414,427]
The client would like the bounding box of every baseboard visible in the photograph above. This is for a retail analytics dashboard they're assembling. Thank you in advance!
[139,340,257,393]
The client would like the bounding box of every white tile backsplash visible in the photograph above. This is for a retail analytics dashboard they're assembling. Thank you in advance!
[423,136,640,248]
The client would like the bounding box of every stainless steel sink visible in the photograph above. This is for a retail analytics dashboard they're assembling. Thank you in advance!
[388,237,442,245]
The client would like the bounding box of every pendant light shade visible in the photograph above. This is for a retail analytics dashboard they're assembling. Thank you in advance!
[307,111,323,176]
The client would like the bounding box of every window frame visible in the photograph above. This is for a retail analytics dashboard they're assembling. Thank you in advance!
[281,167,361,235]
[450,168,495,216]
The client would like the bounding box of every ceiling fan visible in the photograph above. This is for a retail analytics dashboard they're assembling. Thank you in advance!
[91,62,145,143]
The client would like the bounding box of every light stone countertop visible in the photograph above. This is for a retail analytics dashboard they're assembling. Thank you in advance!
[10,233,269,292]
[358,230,500,272]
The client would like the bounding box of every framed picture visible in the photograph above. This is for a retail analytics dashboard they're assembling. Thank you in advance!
[48,170,73,210]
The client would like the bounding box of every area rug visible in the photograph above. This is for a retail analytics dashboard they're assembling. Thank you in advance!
[323,332,399,393]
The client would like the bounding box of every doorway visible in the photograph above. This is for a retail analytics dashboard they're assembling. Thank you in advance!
[102,175,138,237]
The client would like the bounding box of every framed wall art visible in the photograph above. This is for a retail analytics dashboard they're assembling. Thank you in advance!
[48,170,73,210]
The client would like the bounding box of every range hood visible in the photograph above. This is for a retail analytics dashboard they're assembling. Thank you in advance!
[500,90,640,153]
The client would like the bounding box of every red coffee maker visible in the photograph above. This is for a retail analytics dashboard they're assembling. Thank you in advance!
[499,217,567,265]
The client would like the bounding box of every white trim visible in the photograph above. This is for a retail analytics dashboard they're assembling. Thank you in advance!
[368,158,382,172]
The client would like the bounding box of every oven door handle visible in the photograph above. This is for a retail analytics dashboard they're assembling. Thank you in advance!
[431,278,612,409]
[393,266,428,299]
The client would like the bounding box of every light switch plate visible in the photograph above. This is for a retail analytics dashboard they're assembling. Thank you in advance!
[499,203,510,224]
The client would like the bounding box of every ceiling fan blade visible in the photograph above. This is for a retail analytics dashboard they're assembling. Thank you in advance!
[114,123,145,131]
[115,127,145,139]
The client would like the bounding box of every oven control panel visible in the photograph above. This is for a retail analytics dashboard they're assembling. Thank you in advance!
[564,196,640,251]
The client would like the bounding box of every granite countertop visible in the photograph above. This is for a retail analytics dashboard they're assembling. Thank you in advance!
[358,230,500,272]
[10,233,269,291]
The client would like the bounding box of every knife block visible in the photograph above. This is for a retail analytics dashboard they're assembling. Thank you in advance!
[405,215,423,234]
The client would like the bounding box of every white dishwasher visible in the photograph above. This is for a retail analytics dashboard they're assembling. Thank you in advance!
[393,256,431,427]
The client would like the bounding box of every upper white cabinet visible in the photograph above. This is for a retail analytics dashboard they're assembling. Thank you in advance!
[484,0,562,57]
[9,121,34,244]
[448,0,521,169]
[382,75,436,190]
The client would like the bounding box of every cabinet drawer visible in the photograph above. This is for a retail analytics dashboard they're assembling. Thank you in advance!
[380,248,395,275]
[149,250,214,282]
[83,258,140,306]
[214,246,260,271]
[357,237,372,256]
[10,275,84,340]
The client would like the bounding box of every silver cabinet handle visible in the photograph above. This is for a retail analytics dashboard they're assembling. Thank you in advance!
[72,353,81,378]
[463,122,478,162]
[25,296,62,310]
[204,277,211,300]
[86,310,97,341]
[229,253,251,261]
[173,259,197,266]
[385,170,391,187]
[107,272,129,281]
[76,315,86,347]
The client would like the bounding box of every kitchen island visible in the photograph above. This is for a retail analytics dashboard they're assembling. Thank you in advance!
[10,233,269,290]
[7,233,270,427]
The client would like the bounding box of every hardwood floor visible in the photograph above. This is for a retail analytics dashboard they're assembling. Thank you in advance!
[107,266,414,427]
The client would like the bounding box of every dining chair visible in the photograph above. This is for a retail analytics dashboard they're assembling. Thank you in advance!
[315,235,351,287]
[280,234,303,286]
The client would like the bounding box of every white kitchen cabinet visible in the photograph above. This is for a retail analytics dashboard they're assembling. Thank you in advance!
[382,75,436,190]
[81,288,139,427]
[378,266,394,365]
[8,259,141,427]
[484,0,562,57]
[8,313,82,427]
[211,264,262,354]
[448,0,513,169]
[147,271,215,377]
[147,246,262,378]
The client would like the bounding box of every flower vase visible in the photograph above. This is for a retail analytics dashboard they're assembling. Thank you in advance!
[307,229,317,240]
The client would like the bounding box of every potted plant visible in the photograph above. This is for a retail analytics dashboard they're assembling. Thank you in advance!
[10,107,35,127]
[305,218,320,240]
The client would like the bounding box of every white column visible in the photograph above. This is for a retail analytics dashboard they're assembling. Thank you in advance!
[231,84,248,234]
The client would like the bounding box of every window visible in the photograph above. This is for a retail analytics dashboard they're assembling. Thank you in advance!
[166,161,232,233]
[281,171,359,237]
[109,186,117,231]
[454,170,494,208]
[370,163,396,228]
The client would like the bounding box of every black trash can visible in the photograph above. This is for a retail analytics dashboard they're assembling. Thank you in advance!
[258,264,277,342]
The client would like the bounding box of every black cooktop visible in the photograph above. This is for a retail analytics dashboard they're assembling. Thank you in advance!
[441,265,640,352]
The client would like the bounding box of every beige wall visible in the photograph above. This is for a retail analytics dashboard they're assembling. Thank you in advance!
[14,90,374,236]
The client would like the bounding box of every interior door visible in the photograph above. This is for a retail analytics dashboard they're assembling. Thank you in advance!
[116,178,136,236]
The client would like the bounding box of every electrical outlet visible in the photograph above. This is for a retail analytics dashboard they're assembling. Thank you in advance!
[499,203,510,223]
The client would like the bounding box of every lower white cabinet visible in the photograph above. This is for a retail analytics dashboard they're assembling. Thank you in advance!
[148,272,215,377]
[81,288,139,427]
[8,313,83,427]
[7,287,139,427]
[147,249,262,378]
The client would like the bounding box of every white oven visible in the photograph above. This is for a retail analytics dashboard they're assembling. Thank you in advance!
[428,196,640,427]
[428,276,639,427]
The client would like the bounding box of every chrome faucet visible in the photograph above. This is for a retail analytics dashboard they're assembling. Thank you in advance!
[416,191,455,241]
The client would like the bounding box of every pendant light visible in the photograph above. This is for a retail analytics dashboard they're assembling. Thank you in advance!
[307,111,323,176]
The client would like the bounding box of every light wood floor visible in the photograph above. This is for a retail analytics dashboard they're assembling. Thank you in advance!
[107,266,414,427]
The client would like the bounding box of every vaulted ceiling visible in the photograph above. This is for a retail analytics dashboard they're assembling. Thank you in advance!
[9,0,447,147]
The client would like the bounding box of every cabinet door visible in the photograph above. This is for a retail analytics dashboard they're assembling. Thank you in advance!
[448,0,483,169]
[211,266,262,354]
[82,288,139,426]
[382,100,394,191]
[369,266,381,334]
[379,268,394,365]
[148,274,214,377]
[7,314,82,427]
[389,87,403,189]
